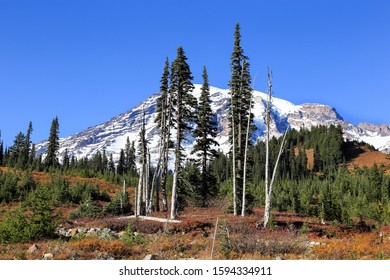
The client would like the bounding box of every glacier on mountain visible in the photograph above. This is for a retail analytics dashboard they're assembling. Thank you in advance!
[35,85,390,165]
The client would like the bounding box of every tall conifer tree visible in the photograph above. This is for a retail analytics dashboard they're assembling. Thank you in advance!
[9,132,26,167]
[45,117,60,168]
[0,130,3,166]
[192,66,219,206]
[170,46,196,219]
[14,121,33,169]
[125,138,136,175]
[228,23,254,215]
[108,154,115,174]
[154,57,171,212]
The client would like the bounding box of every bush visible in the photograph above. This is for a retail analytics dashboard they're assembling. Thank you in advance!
[0,187,58,243]
[104,192,132,216]
[24,185,58,239]
[0,208,30,243]
[69,195,103,219]
[121,222,144,246]
[0,171,21,202]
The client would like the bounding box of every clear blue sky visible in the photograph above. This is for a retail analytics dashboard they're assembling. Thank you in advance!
[1,0,389,147]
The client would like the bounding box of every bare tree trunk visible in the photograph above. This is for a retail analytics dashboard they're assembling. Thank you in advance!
[269,126,289,198]
[136,166,143,217]
[146,152,154,215]
[161,91,172,212]
[151,90,168,212]
[171,104,182,219]
[210,217,219,260]
[263,69,272,228]
[241,75,255,217]
[231,93,237,216]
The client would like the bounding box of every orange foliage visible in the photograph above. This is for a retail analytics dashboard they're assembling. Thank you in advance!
[312,232,390,260]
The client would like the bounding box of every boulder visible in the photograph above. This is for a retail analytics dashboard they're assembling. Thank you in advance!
[143,254,158,260]
[42,253,54,260]
[27,244,39,254]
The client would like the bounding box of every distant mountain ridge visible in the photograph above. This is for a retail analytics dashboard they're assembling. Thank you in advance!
[35,85,390,164]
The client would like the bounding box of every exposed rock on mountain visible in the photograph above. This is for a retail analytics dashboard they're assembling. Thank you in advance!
[35,85,390,164]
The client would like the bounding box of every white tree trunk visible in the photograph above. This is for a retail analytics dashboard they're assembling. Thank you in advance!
[136,166,143,217]
[231,94,237,216]
[171,102,182,219]
[242,75,255,216]
[264,69,272,228]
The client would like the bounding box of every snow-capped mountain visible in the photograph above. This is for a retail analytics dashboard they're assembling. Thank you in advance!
[35,85,390,164]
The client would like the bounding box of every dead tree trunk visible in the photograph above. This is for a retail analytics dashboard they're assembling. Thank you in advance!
[263,69,288,228]
[136,165,143,217]
[263,69,272,228]
[231,93,237,216]
[241,75,256,217]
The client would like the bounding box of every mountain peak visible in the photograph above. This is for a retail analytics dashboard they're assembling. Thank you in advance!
[35,85,390,164]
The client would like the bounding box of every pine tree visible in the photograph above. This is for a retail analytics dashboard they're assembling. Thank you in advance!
[8,132,26,167]
[228,23,253,215]
[192,66,219,206]
[108,154,115,174]
[19,121,33,169]
[28,144,36,167]
[116,149,125,175]
[170,46,196,219]
[45,117,60,168]
[154,57,172,212]
[63,148,70,170]
[125,137,136,175]
[102,149,108,174]
[0,130,3,166]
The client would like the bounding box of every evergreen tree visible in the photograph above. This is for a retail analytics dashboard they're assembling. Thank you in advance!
[63,149,70,170]
[0,130,3,166]
[125,137,136,175]
[117,149,125,175]
[170,46,196,219]
[28,144,36,167]
[19,121,33,169]
[154,57,172,212]
[102,149,109,174]
[8,132,26,167]
[108,154,115,174]
[192,66,219,206]
[228,23,253,215]
[45,117,60,168]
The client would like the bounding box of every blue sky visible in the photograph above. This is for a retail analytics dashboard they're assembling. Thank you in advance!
[0,0,389,147]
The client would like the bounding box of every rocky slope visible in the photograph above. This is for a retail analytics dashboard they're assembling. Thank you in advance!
[35,85,390,164]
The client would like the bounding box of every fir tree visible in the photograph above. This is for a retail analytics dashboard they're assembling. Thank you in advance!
[45,117,60,168]
[63,148,70,170]
[170,46,196,219]
[8,132,26,167]
[102,149,108,174]
[28,144,36,167]
[125,137,136,175]
[0,130,3,166]
[154,57,171,212]
[108,154,115,174]
[19,121,33,169]
[228,23,254,215]
[192,66,219,206]
[117,149,125,175]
